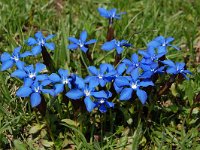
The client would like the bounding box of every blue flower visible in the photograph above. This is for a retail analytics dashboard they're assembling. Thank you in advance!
[138,46,165,64]
[66,76,109,112]
[122,53,140,74]
[147,36,179,54]
[0,47,32,71]
[27,31,55,55]
[104,63,127,93]
[98,8,126,21]
[141,63,165,78]
[94,91,114,113]
[68,30,97,53]
[162,60,191,79]
[85,63,114,87]
[48,69,72,95]
[101,39,131,54]
[115,69,154,104]
[16,80,54,107]
[11,63,47,81]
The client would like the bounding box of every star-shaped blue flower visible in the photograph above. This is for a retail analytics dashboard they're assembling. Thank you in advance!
[141,63,165,78]
[115,69,154,104]
[66,76,109,112]
[68,30,97,53]
[94,91,114,113]
[162,60,191,79]
[85,63,114,87]
[147,36,179,54]
[101,39,131,54]
[16,80,54,107]
[1,47,32,71]
[48,69,72,95]
[98,8,126,21]
[122,53,140,74]
[138,46,165,64]
[27,31,55,55]
[11,63,47,82]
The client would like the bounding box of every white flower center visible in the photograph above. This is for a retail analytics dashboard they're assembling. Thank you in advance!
[29,73,36,79]
[98,74,103,79]
[39,39,45,46]
[12,56,19,61]
[99,99,105,104]
[62,78,69,84]
[115,41,120,47]
[84,90,90,96]
[151,69,155,72]
[34,87,40,93]
[131,83,137,89]
[162,42,166,47]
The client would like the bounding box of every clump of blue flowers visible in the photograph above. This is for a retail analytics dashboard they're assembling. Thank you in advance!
[0,7,191,115]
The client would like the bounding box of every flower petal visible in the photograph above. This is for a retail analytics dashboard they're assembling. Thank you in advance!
[66,89,84,99]
[35,63,46,73]
[98,8,109,18]
[84,97,95,112]
[139,81,154,87]
[136,89,147,104]
[54,84,64,95]
[20,51,32,57]
[16,61,25,70]
[68,44,78,50]
[101,40,116,51]
[80,46,88,53]
[91,91,107,98]
[68,37,79,44]
[16,86,32,97]
[27,37,37,46]
[162,60,175,67]
[99,105,107,113]
[131,68,139,81]
[45,34,55,41]
[44,43,55,50]
[116,46,124,54]
[119,88,133,100]
[49,73,61,82]
[131,53,138,63]
[30,92,41,107]
[115,77,129,87]
[85,39,97,45]
[75,76,85,89]
[11,70,27,79]
[35,31,44,39]
[1,52,11,62]
[80,30,87,42]
[32,45,42,55]
[1,60,14,71]
[88,66,98,75]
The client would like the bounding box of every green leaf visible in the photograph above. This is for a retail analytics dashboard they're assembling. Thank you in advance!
[13,140,27,150]
[61,119,79,127]
[41,139,54,147]
[29,124,45,134]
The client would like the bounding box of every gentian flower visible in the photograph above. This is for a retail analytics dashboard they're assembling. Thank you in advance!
[1,47,32,71]
[138,46,165,64]
[48,69,72,95]
[68,30,97,53]
[66,76,109,112]
[122,53,140,74]
[27,31,55,55]
[94,91,114,113]
[104,63,127,93]
[147,36,179,54]
[16,80,54,107]
[98,8,126,21]
[115,69,154,104]
[141,63,165,78]
[162,60,191,79]
[85,63,114,87]
[101,39,131,54]
[11,63,47,81]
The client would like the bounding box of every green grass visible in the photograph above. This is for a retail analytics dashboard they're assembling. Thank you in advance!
[0,0,200,149]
